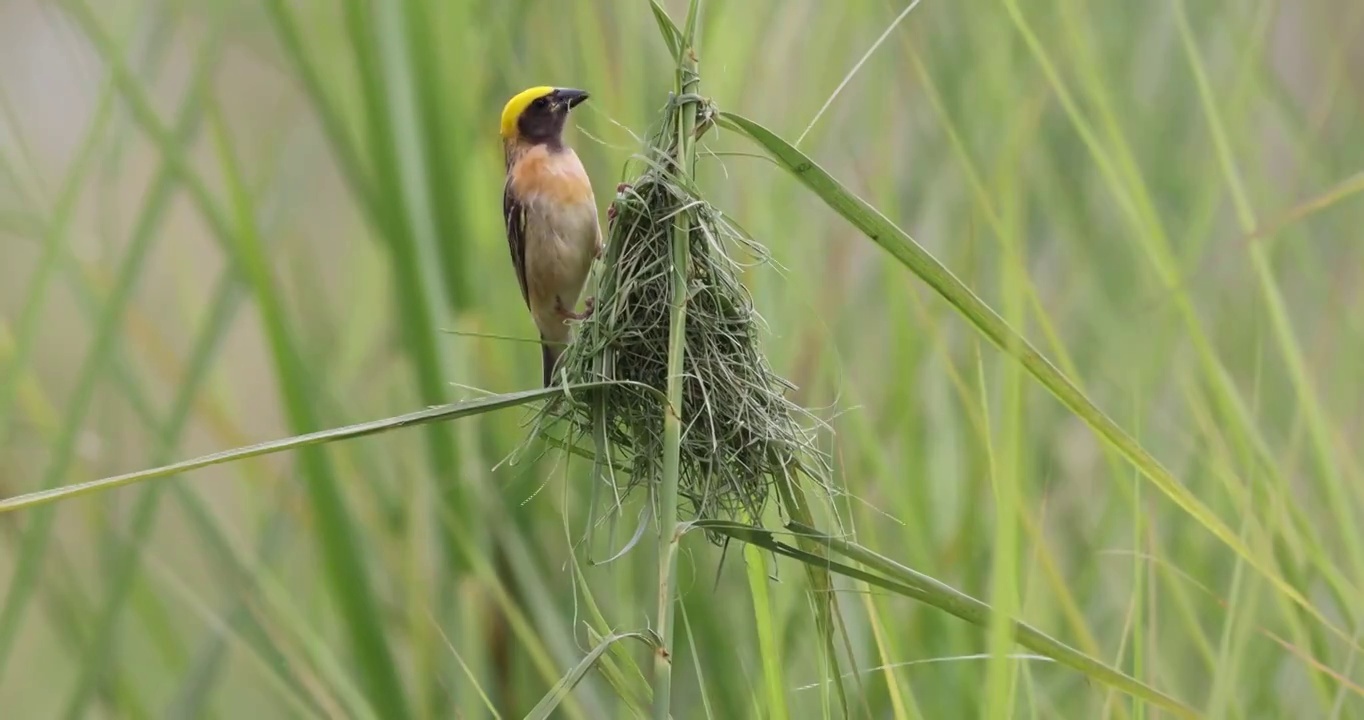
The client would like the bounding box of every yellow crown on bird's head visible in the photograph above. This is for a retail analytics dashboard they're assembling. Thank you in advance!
[500,86,556,139]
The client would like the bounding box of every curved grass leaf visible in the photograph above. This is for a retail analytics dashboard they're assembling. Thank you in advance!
[0,383,622,515]
[648,0,684,61]
[715,110,1344,646]
[526,631,662,720]
[694,520,1200,719]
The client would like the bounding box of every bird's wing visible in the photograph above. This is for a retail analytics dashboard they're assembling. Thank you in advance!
[502,175,531,307]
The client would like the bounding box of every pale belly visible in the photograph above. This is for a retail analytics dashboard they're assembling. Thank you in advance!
[523,198,598,343]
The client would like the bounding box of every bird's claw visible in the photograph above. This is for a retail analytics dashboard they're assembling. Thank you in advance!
[557,297,596,322]
[606,183,633,225]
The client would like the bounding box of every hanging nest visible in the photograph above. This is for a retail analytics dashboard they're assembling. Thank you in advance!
[530,93,831,534]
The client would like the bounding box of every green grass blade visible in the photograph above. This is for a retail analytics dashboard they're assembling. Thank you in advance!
[142,521,333,720]
[744,541,789,720]
[33,237,322,716]
[62,272,241,719]
[164,509,311,718]
[258,5,483,709]
[0,28,120,448]
[648,0,684,60]
[1174,0,1364,595]
[0,4,218,674]
[697,520,1200,719]
[0,384,618,515]
[207,59,410,713]
[399,0,474,312]
[13,255,313,715]
[716,109,1345,645]
[526,632,662,720]
[363,0,472,590]
[5,2,1358,718]
[773,472,853,718]
[258,0,379,221]
[55,19,228,716]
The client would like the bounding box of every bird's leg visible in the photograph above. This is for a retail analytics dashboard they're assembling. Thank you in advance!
[606,183,632,225]
[556,296,596,321]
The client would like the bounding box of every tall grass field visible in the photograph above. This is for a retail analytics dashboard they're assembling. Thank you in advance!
[1,0,1362,718]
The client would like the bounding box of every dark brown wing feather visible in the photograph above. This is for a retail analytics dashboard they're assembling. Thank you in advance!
[502,174,530,307]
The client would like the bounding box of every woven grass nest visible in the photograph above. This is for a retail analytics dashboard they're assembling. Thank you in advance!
[530,94,830,533]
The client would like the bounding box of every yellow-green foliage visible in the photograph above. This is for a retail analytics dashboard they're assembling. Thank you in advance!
[0,0,1361,718]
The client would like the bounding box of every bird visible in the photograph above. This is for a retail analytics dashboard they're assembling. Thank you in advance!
[500,85,603,386]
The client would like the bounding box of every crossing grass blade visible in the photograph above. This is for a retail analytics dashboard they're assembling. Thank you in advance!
[526,631,663,720]
[715,110,1348,647]
[0,5,215,677]
[695,520,1200,719]
[4,1,1362,717]
[0,384,621,515]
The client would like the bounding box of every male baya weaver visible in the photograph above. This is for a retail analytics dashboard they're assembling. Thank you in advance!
[500,86,603,386]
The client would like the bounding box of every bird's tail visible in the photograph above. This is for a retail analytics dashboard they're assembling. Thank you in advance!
[541,337,562,387]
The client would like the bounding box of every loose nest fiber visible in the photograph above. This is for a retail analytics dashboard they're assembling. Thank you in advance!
[533,94,830,530]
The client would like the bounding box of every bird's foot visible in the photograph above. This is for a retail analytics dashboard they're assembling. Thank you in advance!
[557,296,595,321]
[606,183,632,225]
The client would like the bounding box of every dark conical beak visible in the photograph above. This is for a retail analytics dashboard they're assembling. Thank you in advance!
[553,88,590,111]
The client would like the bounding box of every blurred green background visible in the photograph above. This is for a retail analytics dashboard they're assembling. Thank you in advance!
[2,0,1362,717]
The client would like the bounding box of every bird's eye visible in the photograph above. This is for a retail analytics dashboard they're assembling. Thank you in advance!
[531,97,548,109]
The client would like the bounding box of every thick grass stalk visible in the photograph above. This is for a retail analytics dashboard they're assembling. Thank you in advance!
[261,3,487,708]
[652,2,701,717]
[209,107,410,719]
